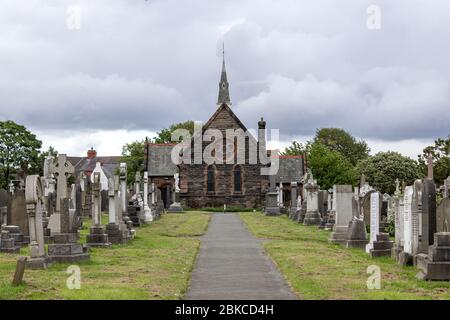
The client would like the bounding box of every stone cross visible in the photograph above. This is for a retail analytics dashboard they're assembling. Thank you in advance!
[427,155,434,179]
[92,172,101,226]
[43,156,56,196]
[50,154,74,212]
[108,177,116,224]
[269,174,276,193]
[25,175,47,267]
[394,178,401,196]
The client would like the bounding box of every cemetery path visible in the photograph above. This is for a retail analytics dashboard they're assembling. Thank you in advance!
[184,213,297,300]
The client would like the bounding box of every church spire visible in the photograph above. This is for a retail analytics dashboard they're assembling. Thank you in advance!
[217,43,231,107]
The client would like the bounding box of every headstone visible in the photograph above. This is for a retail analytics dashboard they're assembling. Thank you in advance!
[0,206,7,227]
[12,256,27,286]
[346,217,368,249]
[391,191,405,261]
[444,176,450,198]
[366,192,380,253]
[437,198,450,233]
[288,182,298,220]
[416,232,450,280]
[0,227,21,253]
[0,189,11,224]
[142,172,153,222]
[329,185,353,245]
[8,190,29,240]
[119,163,135,238]
[86,172,111,248]
[419,178,437,254]
[25,175,50,269]
[324,188,335,230]
[401,186,414,265]
[168,171,184,213]
[303,179,321,226]
[105,176,130,244]
[264,174,280,216]
[47,198,90,263]
[48,154,74,234]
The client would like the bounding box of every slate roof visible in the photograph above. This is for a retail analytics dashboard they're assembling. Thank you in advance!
[147,144,177,177]
[275,156,305,183]
[67,156,120,179]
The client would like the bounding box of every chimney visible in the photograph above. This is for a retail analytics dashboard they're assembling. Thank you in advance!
[87,147,97,159]
[258,117,266,163]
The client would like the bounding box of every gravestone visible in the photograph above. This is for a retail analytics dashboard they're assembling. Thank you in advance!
[400,186,415,265]
[391,192,405,261]
[0,227,21,253]
[419,178,436,254]
[105,176,130,244]
[288,182,298,220]
[25,175,50,269]
[411,180,422,257]
[0,206,7,227]
[416,232,450,280]
[346,217,368,249]
[324,189,335,230]
[48,154,74,234]
[329,185,353,245]
[437,198,450,233]
[444,176,450,198]
[303,179,321,226]
[47,198,90,263]
[318,190,328,229]
[86,172,111,248]
[142,172,153,222]
[0,189,10,225]
[366,192,393,257]
[168,171,184,213]
[120,163,135,238]
[264,174,280,216]
[8,191,29,243]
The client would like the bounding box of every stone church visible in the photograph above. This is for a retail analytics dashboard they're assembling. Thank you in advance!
[146,55,305,209]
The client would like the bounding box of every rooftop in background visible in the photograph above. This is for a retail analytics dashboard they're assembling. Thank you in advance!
[67,148,121,179]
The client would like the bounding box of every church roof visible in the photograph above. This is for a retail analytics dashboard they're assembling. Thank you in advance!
[275,156,305,183]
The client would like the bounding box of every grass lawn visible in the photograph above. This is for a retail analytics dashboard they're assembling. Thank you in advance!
[240,212,450,300]
[0,211,211,300]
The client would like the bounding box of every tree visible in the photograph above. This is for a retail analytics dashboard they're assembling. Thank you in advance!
[281,141,308,156]
[0,120,43,189]
[119,140,145,185]
[308,143,358,190]
[357,151,421,194]
[418,136,450,185]
[154,120,195,144]
[314,128,370,165]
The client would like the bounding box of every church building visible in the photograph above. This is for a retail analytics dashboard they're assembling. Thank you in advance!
[146,53,305,209]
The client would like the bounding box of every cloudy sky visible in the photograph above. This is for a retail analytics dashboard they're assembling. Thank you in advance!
[1,0,449,158]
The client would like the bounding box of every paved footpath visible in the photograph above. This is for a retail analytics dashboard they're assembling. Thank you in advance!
[185,213,297,300]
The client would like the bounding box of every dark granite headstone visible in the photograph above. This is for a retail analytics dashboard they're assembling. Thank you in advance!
[101,190,108,212]
[419,178,436,253]
[8,190,29,236]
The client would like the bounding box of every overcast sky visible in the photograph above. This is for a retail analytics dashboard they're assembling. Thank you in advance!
[1,0,449,158]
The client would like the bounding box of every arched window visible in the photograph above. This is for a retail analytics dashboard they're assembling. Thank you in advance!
[207,165,215,192]
[234,166,242,192]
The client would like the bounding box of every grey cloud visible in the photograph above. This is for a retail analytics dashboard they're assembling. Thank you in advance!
[0,0,449,143]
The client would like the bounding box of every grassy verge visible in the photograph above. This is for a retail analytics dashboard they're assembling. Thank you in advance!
[240,212,450,300]
[0,211,211,300]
